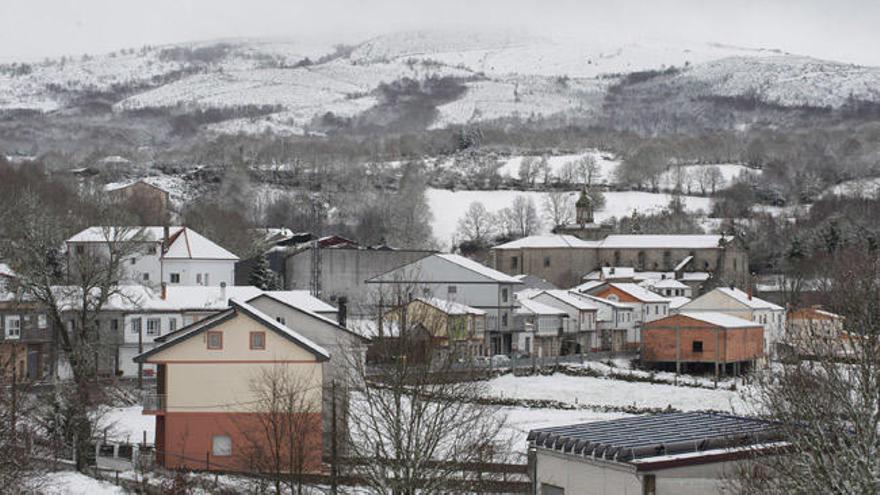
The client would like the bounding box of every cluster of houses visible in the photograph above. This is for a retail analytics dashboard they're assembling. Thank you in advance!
[0,182,844,488]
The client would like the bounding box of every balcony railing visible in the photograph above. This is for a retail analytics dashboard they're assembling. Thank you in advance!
[142,394,166,413]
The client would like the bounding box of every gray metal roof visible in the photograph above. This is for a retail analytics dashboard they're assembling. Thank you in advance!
[528,412,778,463]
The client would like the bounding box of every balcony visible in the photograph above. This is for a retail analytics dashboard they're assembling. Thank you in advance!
[142,394,166,414]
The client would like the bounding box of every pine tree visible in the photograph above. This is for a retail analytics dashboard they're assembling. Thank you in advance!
[630,210,642,234]
[250,252,272,290]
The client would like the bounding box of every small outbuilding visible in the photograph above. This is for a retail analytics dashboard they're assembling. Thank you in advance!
[528,412,782,495]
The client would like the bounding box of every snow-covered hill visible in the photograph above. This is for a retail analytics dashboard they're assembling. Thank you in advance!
[2,31,879,135]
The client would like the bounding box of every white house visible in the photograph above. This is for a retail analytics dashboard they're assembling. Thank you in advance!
[514,298,568,357]
[366,253,522,355]
[572,292,638,352]
[678,286,785,356]
[525,290,599,353]
[66,226,239,287]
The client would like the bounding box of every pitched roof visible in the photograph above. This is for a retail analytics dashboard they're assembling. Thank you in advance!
[516,298,568,316]
[435,254,522,283]
[714,287,784,311]
[492,235,598,249]
[598,235,726,249]
[574,292,636,310]
[415,297,486,316]
[539,290,601,311]
[528,412,778,464]
[67,226,238,260]
[135,299,330,362]
[607,283,671,303]
[668,296,692,310]
[646,279,690,290]
[103,178,168,194]
[258,290,337,314]
[673,311,762,328]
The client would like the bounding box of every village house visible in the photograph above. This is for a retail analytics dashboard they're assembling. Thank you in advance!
[522,290,599,353]
[489,233,748,289]
[572,292,638,352]
[284,237,434,316]
[366,253,522,355]
[0,265,53,381]
[786,306,846,355]
[135,299,328,472]
[678,287,785,356]
[104,179,171,225]
[67,226,239,287]
[383,297,488,358]
[642,312,765,376]
[514,298,568,357]
[528,412,781,495]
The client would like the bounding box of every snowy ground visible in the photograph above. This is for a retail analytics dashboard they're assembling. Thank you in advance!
[494,150,620,185]
[825,176,880,199]
[428,188,713,248]
[98,405,154,445]
[39,471,125,495]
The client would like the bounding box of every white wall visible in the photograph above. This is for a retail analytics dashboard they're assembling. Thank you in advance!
[69,241,162,284]
[162,259,235,287]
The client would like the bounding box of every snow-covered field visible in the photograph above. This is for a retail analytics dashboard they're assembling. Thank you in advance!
[40,471,125,495]
[825,177,880,199]
[494,150,620,185]
[99,405,155,444]
[658,163,761,191]
[427,188,713,247]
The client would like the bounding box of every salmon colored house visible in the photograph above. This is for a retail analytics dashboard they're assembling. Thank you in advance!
[135,299,329,472]
[642,312,764,376]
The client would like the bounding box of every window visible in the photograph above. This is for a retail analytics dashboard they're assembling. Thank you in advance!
[196,274,202,284]
[501,288,509,303]
[203,273,210,286]
[130,318,142,334]
[655,305,659,315]
[5,316,21,339]
[276,316,286,325]
[75,245,85,254]
[501,312,508,328]
[170,273,180,284]
[692,340,704,353]
[447,285,457,295]
[148,244,158,255]
[511,257,519,270]
[524,336,531,353]
[169,318,177,332]
[543,256,551,268]
[110,319,119,332]
[130,257,136,265]
[250,332,266,350]
[207,331,223,350]
[212,435,232,456]
[142,273,149,282]
[37,315,47,329]
[146,318,161,336]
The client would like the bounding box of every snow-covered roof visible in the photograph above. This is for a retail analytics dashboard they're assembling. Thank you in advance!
[0,263,15,278]
[539,290,601,311]
[256,290,337,314]
[575,292,636,310]
[647,279,689,290]
[572,280,605,292]
[67,226,238,261]
[516,298,568,316]
[598,235,726,249]
[103,178,168,193]
[679,272,711,282]
[416,297,486,316]
[608,283,671,303]
[676,311,762,329]
[602,266,635,279]
[668,296,691,310]
[715,287,784,311]
[163,228,238,260]
[493,235,598,249]
[435,253,522,283]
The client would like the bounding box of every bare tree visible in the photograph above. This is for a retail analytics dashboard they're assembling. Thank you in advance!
[556,160,578,186]
[537,155,552,185]
[574,154,601,187]
[543,191,574,228]
[517,156,540,188]
[455,201,496,246]
[501,195,541,239]
[242,365,323,495]
[730,247,880,493]
[0,193,146,471]
[343,286,510,494]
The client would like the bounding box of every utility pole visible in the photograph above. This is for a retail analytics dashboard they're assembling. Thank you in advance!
[137,318,143,390]
[330,379,338,495]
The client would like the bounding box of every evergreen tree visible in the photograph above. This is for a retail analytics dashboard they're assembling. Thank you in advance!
[250,252,275,290]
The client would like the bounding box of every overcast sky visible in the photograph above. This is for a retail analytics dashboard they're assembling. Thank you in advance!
[2,0,878,65]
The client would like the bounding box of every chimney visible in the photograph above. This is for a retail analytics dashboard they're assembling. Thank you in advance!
[337,296,348,328]
[163,225,170,253]
[161,282,167,300]
[748,284,753,301]
[220,282,227,302]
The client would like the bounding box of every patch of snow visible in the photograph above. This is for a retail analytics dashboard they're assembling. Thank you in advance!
[40,471,126,495]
